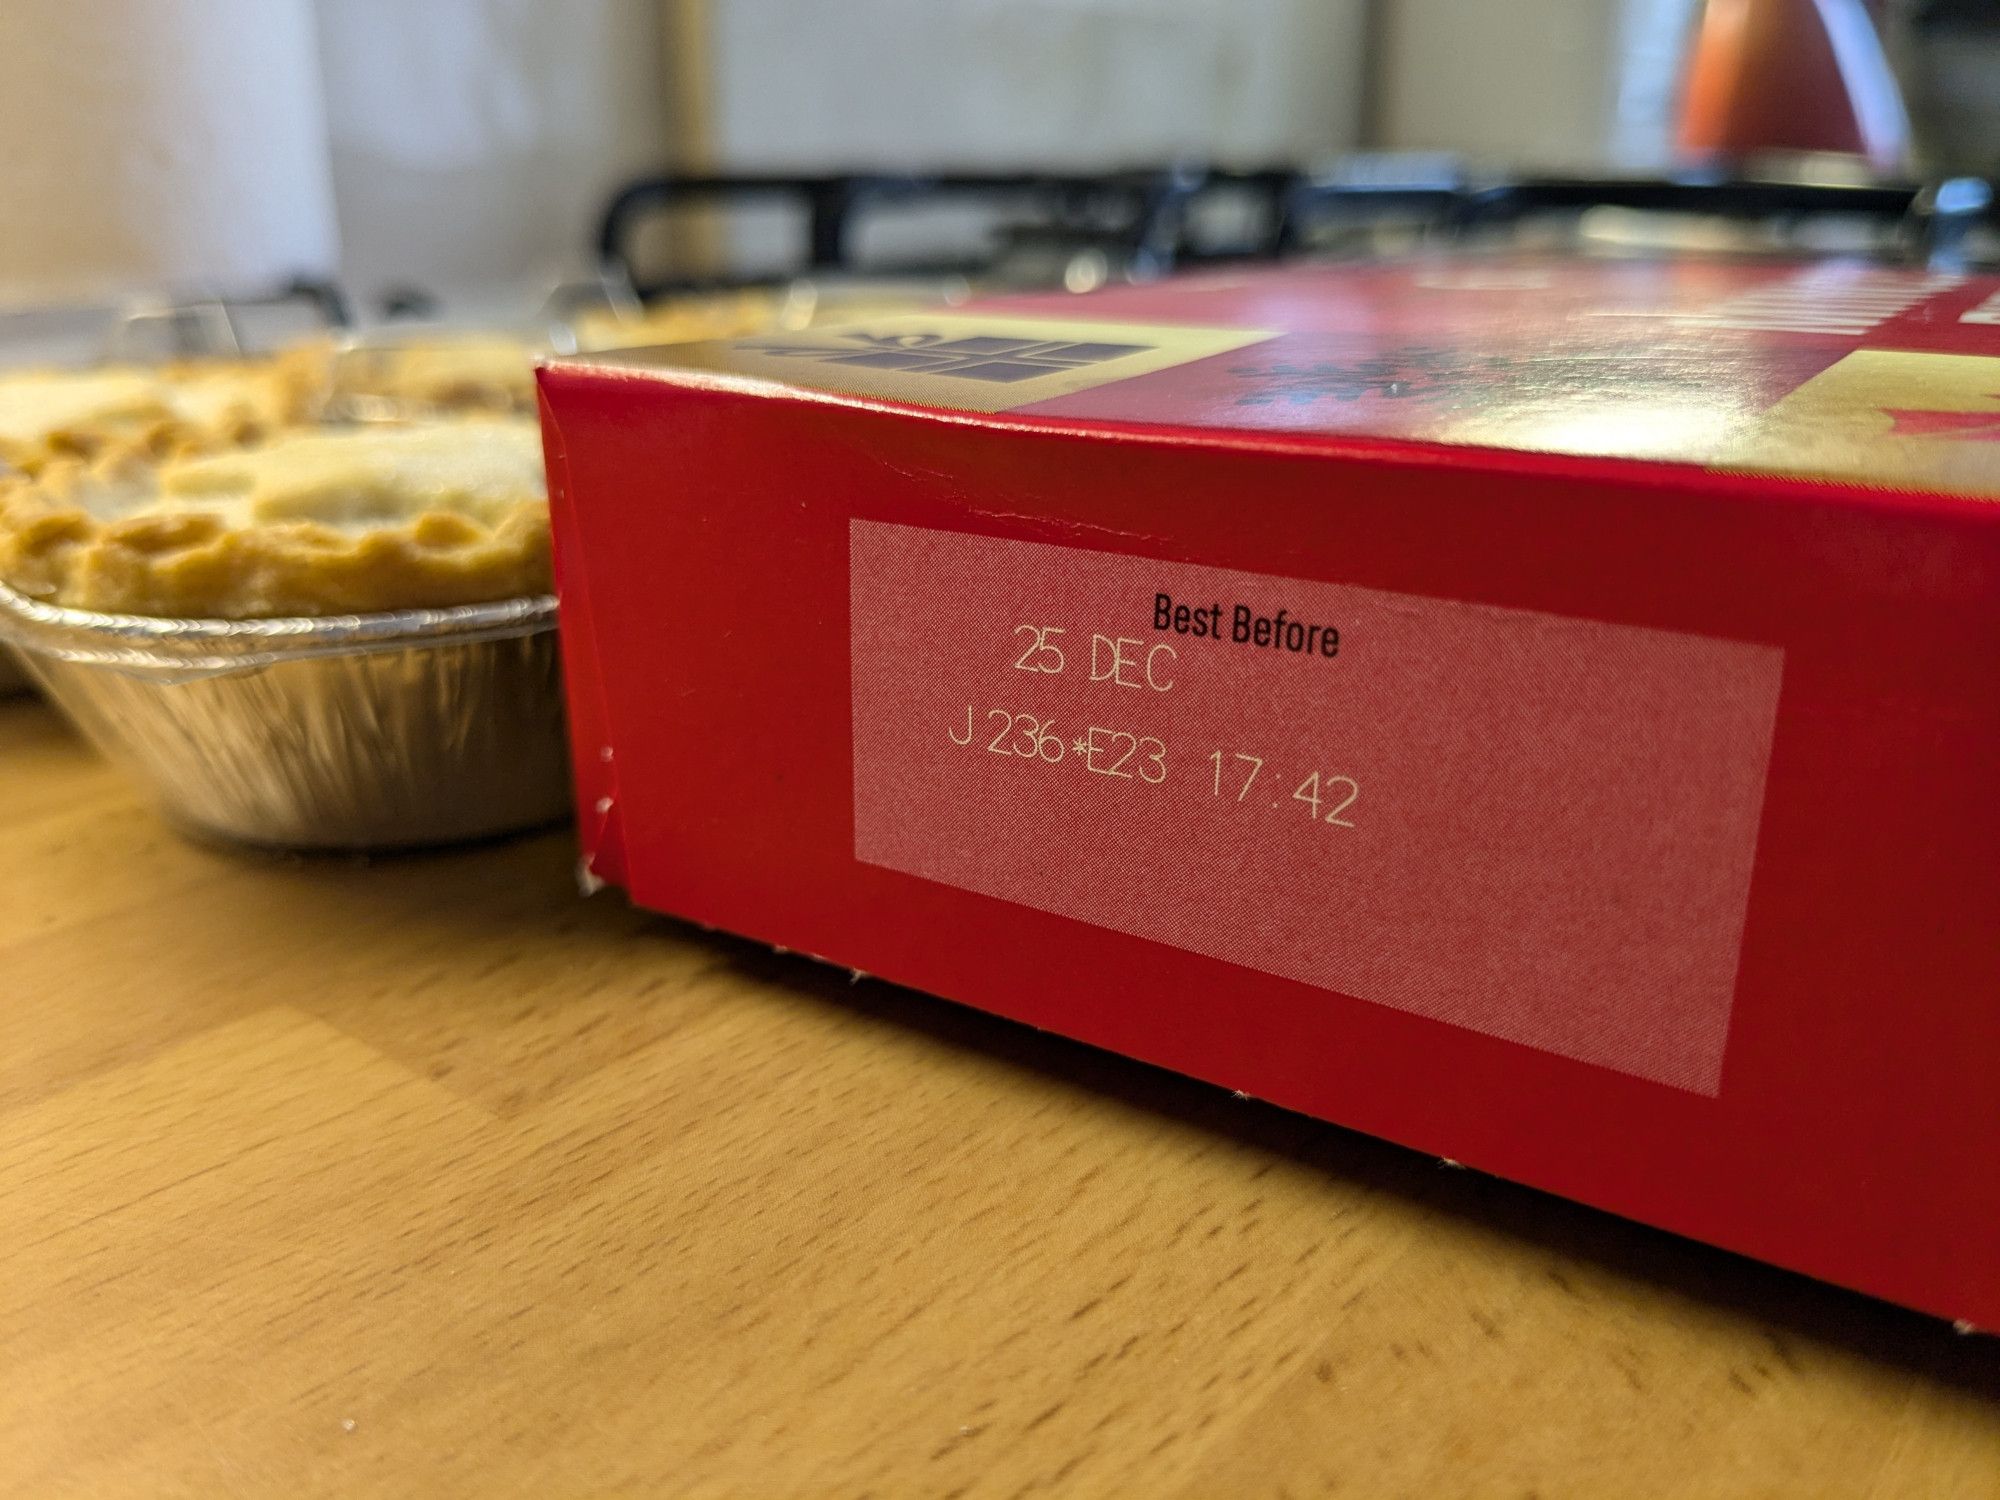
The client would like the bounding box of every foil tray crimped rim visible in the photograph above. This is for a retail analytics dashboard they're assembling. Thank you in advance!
[0,583,556,680]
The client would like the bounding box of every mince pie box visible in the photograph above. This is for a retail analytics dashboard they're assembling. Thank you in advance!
[539,255,2000,1326]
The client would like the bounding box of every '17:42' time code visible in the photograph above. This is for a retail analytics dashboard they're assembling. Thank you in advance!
[947,707,1359,827]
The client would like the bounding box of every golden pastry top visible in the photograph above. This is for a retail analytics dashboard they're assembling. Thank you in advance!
[571,289,786,353]
[0,417,550,620]
[0,360,308,474]
[326,335,540,416]
[127,419,544,531]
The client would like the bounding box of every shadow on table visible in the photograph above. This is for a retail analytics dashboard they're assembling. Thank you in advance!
[264,827,2000,1408]
[695,922,2000,1408]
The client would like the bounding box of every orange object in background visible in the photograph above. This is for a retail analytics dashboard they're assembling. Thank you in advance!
[1678,0,1910,170]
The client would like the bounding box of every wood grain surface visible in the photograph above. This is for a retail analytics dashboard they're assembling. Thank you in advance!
[3,693,1997,1499]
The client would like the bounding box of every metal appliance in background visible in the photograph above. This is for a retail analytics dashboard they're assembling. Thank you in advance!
[574,10,1985,292]
[591,163,2000,300]
[11,167,1989,370]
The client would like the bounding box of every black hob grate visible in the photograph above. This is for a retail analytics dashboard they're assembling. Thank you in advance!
[593,164,2000,298]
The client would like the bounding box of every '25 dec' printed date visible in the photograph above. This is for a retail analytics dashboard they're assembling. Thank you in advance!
[937,623,1361,828]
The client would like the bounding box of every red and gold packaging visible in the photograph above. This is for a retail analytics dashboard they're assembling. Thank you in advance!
[541,255,2000,1325]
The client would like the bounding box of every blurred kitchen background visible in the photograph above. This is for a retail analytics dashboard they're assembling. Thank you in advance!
[0,0,1994,329]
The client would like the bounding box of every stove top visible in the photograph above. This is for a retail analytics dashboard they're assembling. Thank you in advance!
[595,162,2000,299]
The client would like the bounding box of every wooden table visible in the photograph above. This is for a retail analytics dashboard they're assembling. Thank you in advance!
[3,692,1996,1500]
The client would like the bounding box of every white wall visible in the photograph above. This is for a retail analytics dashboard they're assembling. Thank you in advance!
[704,0,1368,169]
[687,0,1368,278]
[313,0,674,303]
[310,0,1373,301]
[1373,0,1621,171]
[0,0,338,306]
[1370,0,1698,173]
[0,0,1721,311]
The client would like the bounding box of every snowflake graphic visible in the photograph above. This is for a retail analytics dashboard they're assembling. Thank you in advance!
[1228,348,1519,408]
[1228,346,1724,410]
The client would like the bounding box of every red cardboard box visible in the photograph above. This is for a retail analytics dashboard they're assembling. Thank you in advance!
[539,255,2000,1326]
